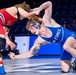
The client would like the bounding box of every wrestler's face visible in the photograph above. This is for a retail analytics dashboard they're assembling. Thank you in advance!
[28,24,39,35]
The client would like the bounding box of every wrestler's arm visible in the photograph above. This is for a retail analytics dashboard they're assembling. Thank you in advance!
[6,7,33,19]
[10,36,48,59]
[5,35,16,50]
[32,1,52,16]
[31,1,52,24]
[18,7,32,19]
[42,1,52,25]
[3,26,16,50]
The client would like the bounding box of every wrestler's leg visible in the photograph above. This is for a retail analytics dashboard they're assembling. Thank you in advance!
[60,60,71,73]
[0,38,6,74]
[0,53,2,61]
[0,52,3,70]
[0,37,6,74]
[72,40,76,48]
[0,52,3,67]
[60,47,72,73]
[63,37,76,58]
[0,20,6,74]
[71,40,76,70]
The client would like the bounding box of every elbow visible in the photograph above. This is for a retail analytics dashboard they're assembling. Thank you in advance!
[47,1,52,5]
[43,1,52,7]
[47,1,52,7]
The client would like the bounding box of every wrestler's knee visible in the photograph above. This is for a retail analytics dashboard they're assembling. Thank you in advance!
[61,60,71,73]
[61,64,70,73]
[61,67,70,73]
[63,44,70,52]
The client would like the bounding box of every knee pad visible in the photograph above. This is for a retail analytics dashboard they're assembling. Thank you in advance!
[0,37,6,51]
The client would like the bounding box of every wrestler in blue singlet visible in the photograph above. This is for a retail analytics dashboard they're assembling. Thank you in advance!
[40,25,76,60]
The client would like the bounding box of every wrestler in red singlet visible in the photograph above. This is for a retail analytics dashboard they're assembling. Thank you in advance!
[0,8,18,34]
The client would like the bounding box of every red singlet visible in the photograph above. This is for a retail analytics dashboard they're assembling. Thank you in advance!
[0,8,18,34]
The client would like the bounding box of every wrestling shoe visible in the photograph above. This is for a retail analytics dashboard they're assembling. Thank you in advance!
[72,59,76,70]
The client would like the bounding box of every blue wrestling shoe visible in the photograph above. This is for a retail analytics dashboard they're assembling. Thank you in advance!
[0,61,6,74]
[72,59,76,70]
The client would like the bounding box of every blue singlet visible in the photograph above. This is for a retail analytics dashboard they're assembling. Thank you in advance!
[40,26,76,60]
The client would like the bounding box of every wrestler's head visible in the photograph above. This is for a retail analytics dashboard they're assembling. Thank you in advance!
[15,1,30,12]
[26,19,41,35]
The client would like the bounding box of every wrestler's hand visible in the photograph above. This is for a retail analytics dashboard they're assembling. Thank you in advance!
[9,42,16,50]
[8,52,16,60]
[27,12,35,19]
[30,8,40,15]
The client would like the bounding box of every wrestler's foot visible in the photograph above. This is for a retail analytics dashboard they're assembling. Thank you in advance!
[72,59,76,70]
[0,61,6,74]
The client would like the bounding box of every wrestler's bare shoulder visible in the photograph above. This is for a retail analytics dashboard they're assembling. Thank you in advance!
[5,7,17,18]
[6,7,17,12]
[50,18,60,27]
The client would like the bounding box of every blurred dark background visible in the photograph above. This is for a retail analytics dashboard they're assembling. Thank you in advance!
[0,0,76,35]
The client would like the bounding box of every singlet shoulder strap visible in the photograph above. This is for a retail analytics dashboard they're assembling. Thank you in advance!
[16,7,20,19]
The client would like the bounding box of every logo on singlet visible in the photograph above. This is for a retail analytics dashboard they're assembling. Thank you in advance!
[52,28,61,43]
[6,20,12,25]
